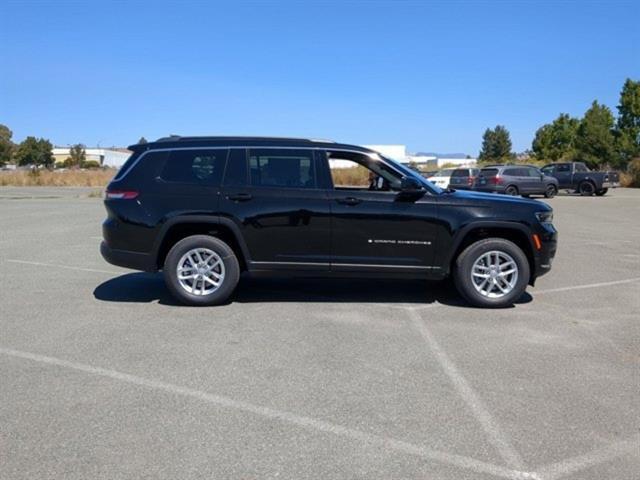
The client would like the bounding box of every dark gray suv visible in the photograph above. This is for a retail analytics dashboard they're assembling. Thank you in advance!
[473,165,559,198]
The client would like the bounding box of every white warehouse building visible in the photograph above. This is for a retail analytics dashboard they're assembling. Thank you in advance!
[364,145,476,168]
[52,147,131,168]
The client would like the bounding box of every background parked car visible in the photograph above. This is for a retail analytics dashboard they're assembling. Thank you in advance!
[540,161,620,196]
[473,165,559,198]
[427,168,455,188]
[447,167,480,190]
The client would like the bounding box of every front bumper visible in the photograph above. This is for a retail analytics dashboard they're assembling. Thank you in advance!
[601,182,620,188]
[531,228,557,283]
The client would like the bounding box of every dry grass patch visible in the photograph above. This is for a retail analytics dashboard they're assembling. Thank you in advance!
[0,169,116,187]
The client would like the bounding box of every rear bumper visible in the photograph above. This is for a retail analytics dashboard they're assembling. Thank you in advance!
[100,241,156,272]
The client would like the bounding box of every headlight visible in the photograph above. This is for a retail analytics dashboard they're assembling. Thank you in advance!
[535,211,553,225]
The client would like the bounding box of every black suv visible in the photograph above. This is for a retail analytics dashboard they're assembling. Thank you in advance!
[101,137,557,308]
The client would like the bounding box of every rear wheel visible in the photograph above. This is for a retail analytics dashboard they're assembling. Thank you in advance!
[504,185,519,196]
[578,181,595,196]
[164,235,240,306]
[544,184,557,198]
[453,238,530,308]
[595,188,608,196]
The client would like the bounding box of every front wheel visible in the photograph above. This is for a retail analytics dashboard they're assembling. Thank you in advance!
[595,188,608,196]
[164,235,240,306]
[544,184,557,198]
[453,238,530,308]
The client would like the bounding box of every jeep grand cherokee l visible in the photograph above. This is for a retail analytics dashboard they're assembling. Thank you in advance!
[101,136,557,308]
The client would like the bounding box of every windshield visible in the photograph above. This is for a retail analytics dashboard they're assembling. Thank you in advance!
[379,155,443,194]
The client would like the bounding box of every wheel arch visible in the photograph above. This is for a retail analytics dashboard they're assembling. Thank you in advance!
[445,222,535,284]
[152,216,250,271]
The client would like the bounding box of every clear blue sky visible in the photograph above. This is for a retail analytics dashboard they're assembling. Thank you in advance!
[1,1,638,155]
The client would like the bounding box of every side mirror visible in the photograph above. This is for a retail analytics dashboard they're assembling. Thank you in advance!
[400,176,423,192]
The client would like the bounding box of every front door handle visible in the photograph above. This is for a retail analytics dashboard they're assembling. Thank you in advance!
[337,197,362,206]
[227,193,253,202]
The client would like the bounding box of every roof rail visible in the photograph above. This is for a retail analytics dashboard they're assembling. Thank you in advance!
[153,135,335,143]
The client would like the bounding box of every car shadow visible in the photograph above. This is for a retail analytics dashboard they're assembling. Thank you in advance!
[93,272,532,308]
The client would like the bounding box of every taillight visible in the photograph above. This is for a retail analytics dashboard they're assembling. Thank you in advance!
[105,190,139,200]
[488,175,503,185]
[468,176,475,186]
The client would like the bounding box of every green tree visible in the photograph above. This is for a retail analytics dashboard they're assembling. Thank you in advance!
[0,124,14,167]
[615,78,640,162]
[479,125,513,162]
[138,136,148,144]
[69,143,86,168]
[531,113,579,161]
[15,137,54,169]
[574,101,618,168]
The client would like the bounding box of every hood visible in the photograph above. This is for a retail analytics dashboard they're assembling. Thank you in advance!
[441,188,552,211]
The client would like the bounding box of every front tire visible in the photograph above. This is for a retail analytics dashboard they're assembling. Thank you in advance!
[453,238,530,308]
[544,184,557,198]
[164,235,240,306]
[595,188,608,196]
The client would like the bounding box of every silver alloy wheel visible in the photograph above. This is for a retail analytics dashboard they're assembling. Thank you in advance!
[176,248,225,296]
[470,250,518,298]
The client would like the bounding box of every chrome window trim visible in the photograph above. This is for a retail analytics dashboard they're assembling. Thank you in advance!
[114,145,384,183]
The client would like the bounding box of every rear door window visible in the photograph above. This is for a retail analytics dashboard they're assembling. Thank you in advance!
[249,149,315,188]
[160,149,228,185]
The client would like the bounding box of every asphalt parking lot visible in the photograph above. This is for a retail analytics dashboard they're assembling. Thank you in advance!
[0,186,638,480]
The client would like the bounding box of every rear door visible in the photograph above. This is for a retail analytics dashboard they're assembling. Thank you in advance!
[219,147,331,270]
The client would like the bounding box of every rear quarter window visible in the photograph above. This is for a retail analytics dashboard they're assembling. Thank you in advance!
[160,149,228,185]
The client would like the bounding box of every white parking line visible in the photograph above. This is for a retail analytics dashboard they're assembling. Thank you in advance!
[407,308,526,471]
[535,434,640,480]
[0,346,533,480]
[6,259,121,275]
[533,277,640,295]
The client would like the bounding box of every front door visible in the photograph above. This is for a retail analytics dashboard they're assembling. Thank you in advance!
[219,148,331,270]
[320,150,440,273]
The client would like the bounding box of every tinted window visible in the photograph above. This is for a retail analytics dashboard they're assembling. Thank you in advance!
[113,151,140,181]
[541,165,554,174]
[527,167,542,177]
[160,149,228,185]
[503,167,522,176]
[249,149,315,188]
[556,164,571,173]
[223,148,248,186]
[574,163,589,172]
[480,168,498,176]
[451,169,469,177]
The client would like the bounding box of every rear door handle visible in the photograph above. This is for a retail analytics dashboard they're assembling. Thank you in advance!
[337,197,362,206]
[227,193,253,202]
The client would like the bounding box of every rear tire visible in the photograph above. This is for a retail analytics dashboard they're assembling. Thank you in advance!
[595,188,608,196]
[164,235,240,306]
[578,181,595,196]
[453,238,530,308]
[504,185,519,196]
[544,184,557,198]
